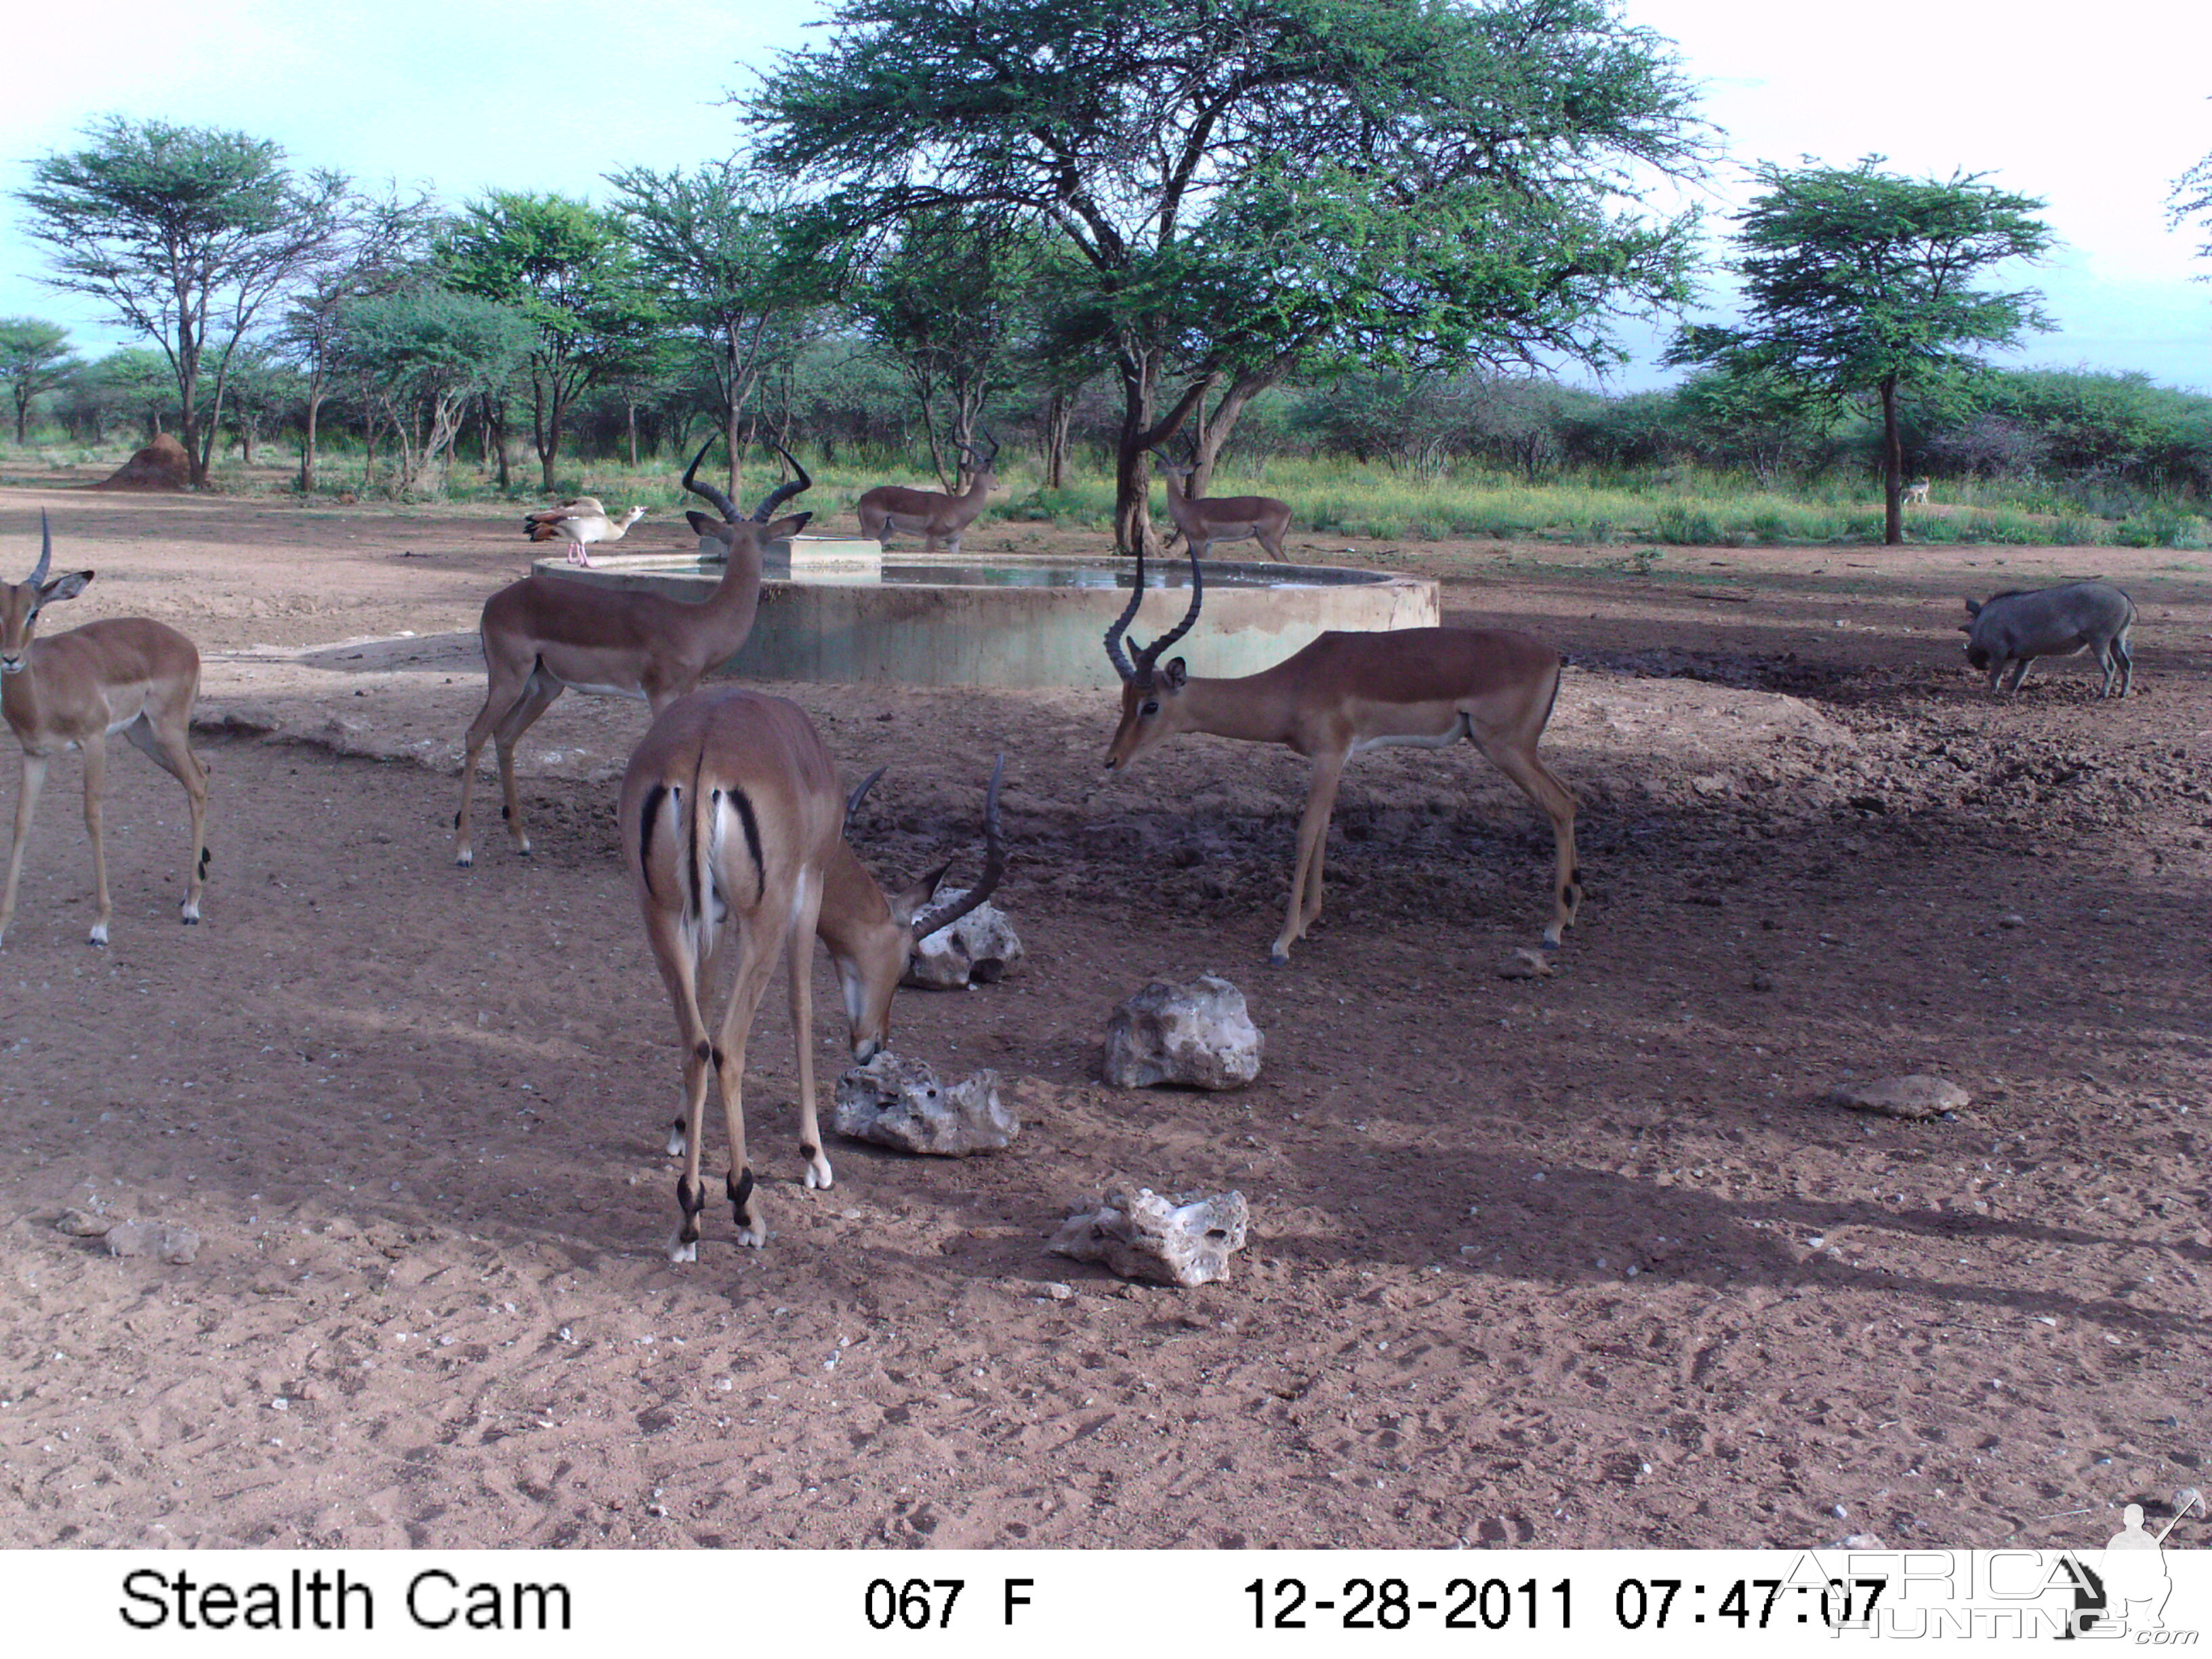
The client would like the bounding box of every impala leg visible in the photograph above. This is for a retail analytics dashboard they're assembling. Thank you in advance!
[710,916,791,1250]
[0,751,49,947]
[643,901,717,1263]
[1258,525,1288,562]
[491,671,562,858]
[1475,737,1581,948]
[456,659,530,867]
[1271,752,1346,966]
[785,874,832,1191]
[79,734,111,945]
[124,711,209,924]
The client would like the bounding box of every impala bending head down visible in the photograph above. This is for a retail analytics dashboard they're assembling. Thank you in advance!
[618,689,1004,1262]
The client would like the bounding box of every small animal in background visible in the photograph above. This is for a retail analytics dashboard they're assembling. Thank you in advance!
[1902,477,1931,506]
[1960,580,2136,697]
[523,497,647,567]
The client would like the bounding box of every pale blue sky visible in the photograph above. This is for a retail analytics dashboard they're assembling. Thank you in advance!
[4,0,2209,391]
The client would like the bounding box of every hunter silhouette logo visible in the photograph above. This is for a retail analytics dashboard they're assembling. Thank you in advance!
[2062,1488,2204,1639]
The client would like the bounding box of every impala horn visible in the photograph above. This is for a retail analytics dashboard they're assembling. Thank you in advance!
[29,510,52,586]
[1105,538,1203,689]
[750,437,813,523]
[909,754,1006,941]
[844,766,887,838]
[679,434,741,523]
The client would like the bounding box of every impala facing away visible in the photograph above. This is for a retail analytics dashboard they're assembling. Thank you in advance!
[455,436,809,866]
[1152,445,1292,563]
[1103,544,1579,964]
[854,428,1000,552]
[619,687,1004,1261]
[523,497,647,567]
[1,512,209,946]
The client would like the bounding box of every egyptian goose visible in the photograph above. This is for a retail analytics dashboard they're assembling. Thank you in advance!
[523,499,646,567]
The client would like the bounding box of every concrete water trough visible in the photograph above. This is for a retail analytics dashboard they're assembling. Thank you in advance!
[539,539,1440,690]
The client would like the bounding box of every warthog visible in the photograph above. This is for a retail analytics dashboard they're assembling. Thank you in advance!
[1959,580,2136,697]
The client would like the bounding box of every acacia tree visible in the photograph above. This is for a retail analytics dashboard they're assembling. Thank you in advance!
[753,0,1707,551]
[2171,140,2212,268]
[854,209,1042,487]
[605,162,825,497]
[16,117,347,487]
[1667,157,2054,544]
[0,319,83,445]
[280,184,440,492]
[443,192,660,491]
[335,287,534,495]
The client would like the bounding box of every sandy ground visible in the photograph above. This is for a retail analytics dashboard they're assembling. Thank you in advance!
[0,483,2205,1551]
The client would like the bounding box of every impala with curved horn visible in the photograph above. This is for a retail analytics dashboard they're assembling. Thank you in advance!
[1102,543,1580,964]
[0,512,209,946]
[618,685,1005,1261]
[1151,439,1292,563]
[854,427,1000,553]
[454,435,811,866]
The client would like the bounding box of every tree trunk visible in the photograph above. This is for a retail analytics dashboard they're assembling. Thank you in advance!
[1881,375,1904,546]
[1044,390,1071,490]
[626,397,638,469]
[300,384,325,493]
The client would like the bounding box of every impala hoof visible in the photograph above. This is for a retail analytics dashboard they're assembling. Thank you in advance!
[1266,949,1290,968]
[805,1162,834,1191]
[665,1124,687,1158]
[668,1237,697,1265]
[88,924,108,947]
[736,1225,766,1250]
[455,849,474,868]
[1540,930,1563,950]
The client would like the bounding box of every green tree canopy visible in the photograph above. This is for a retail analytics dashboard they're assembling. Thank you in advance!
[751,0,1710,550]
[853,209,1044,487]
[16,116,348,486]
[336,285,535,494]
[442,191,661,491]
[0,319,83,446]
[605,161,826,496]
[1667,156,2054,543]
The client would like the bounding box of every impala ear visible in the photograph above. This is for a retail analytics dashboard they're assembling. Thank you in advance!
[1955,622,1972,634]
[1162,657,1187,689]
[890,858,957,926]
[762,512,811,540]
[1963,598,1981,616]
[686,510,728,539]
[41,571,92,604]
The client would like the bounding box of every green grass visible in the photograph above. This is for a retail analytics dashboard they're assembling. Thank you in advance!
[8,436,2208,550]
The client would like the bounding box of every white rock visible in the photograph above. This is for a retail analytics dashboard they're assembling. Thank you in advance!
[831,1052,1019,1155]
[1496,947,1555,980]
[104,1220,201,1264]
[905,892,1024,990]
[1047,1187,1249,1287]
[1826,1074,1970,1120]
[1103,975,1263,1090]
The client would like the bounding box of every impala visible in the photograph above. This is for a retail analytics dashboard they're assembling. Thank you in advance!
[854,429,1000,552]
[619,687,1004,1261]
[1151,445,1292,563]
[523,497,647,567]
[454,436,809,866]
[1102,544,1580,964]
[0,512,209,946]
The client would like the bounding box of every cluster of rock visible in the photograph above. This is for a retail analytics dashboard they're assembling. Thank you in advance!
[832,1052,1019,1154]
[904,892,1024,990]
[1048,1187,1249,1288]
[57,1207,201,1263]
[1102,973,1263,1090]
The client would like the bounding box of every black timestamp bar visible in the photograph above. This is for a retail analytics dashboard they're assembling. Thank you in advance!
[1247,1576,1572,1631]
